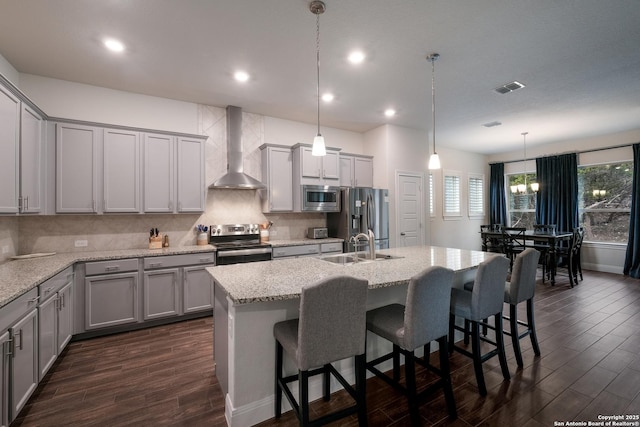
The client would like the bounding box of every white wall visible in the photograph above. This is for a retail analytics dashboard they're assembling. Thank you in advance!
[263,116,363,153]
[19,74,199,134]
[0,53,19,86]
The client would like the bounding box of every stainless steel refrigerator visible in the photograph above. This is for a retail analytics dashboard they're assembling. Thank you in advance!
[327,188,389,253]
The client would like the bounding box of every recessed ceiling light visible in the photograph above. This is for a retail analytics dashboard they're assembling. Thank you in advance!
[384,109,396,117]
[348,50,365,64]
[321,93,334,102]
[103,38,125,53]
[234,71,250,82]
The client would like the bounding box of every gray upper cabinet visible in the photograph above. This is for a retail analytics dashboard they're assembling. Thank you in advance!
[0,85,20,214]
[293,144,340,186]
[103,129,140,213]
[340,153,374,188]
[176,137,205,213]
[56,123,99,213]
[143,133,205,214]
[20,104,44,214]
[143,133,174,212]
[260,144,293,212]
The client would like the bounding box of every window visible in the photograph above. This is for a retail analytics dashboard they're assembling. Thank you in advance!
[507,173,537,228]
[443,170,461,218]
[429,173,434,217]
[468,173,484,218]
[578,162,633,243]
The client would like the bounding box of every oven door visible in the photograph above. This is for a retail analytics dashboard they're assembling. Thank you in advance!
[216,247,273,265]
[302,185,341,212]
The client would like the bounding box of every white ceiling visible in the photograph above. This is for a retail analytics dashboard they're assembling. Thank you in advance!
[1,0,639,154]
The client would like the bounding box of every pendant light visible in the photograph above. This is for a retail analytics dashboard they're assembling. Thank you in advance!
[510,132,539,193]
[310,1,326,156]
[427,53,441,169]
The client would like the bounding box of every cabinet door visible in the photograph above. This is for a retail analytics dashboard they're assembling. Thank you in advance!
[1,331,9,427]
[143,269,181,320]
[143,133,174,213]
[176,137,204,213]
[0,85,20,214]
[85,272,138,330]
[10,309,38,421]
[265,147,293,211]
[103,129,140,213]
[353,157,373,187]
[57,281,74,354]
[56,123,98,213]
[37,296,57,381]
[321,150,340,181]
[300,146,321,179]
[183,265,214,314]
[339,156,353,187]
[20,104,43,213]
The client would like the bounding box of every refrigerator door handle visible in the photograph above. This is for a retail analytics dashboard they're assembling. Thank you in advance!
[367,192,376,231]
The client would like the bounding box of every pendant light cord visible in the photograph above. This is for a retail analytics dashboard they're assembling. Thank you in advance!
[431,58,436,154]
[522,132,528,188]
[316,12,321,136]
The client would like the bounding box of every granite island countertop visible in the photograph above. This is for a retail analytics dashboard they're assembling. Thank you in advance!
[0,245,216,309]
[208,245,501,305]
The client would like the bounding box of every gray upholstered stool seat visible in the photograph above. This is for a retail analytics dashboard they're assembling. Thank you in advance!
[274,275,369,426]
[366,266,457,425]
[449,255,511,396]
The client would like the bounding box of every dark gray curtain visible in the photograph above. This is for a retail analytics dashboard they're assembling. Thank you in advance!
[535,153,578,233]
[489,163,507,226]
[623,143,640,278]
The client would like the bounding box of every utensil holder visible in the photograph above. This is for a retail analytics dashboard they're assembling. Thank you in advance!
[197,232,208,246]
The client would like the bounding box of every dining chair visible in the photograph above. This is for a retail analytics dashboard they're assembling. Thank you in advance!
[366,266,456,425]
[531,224,557,282]
[554,226,585,287]
[480,224,505,253]
[502,227,526,268]
[274,275,369,426]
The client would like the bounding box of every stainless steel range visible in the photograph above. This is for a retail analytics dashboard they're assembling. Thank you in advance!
[209,224,272,265]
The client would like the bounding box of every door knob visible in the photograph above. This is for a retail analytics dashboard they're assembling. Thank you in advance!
[400,232,406,236]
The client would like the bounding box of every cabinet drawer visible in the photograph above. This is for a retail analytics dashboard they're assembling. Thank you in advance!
[320,242,342,253]
[85,258,139,275]
[0,287,38,331]
[39,266,74,303]
[144,252,215,269]
[273,244,320,258]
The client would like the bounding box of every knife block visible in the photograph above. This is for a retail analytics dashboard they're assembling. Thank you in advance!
[149,236,163,249]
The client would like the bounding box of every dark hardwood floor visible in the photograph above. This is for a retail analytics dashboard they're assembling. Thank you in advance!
[12,270,640,426]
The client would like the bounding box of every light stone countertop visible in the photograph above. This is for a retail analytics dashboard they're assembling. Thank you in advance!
[269,238,343,247]
[0,245,216,309]
[208,245,502,305]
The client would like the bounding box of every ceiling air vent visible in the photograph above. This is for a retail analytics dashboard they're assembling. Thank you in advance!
[494,81,525,94]
[482,121,502,128]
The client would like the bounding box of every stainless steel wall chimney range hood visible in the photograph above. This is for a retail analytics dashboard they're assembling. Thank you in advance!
[209,106,266,190]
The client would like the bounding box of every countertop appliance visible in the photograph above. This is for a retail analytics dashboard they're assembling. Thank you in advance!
[327,187,389,253]
[209,224,272,265]
[307,227,328,239]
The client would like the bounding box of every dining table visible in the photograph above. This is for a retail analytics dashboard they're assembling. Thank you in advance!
[480,229,573,285]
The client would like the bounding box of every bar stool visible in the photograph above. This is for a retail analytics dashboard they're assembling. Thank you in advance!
[366,266,457,425]
[504,248,541,367]
[273,275,369,426]
[449,256,510,396]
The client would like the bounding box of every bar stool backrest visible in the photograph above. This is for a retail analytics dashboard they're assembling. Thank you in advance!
[470,256,510,320]
[297,275,368,370]
[403,266,454,350]
[505,248,540,304]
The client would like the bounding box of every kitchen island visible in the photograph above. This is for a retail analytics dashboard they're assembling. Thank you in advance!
[208,245,501,427]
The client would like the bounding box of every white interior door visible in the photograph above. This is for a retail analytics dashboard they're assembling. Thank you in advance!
[396,172,424,247]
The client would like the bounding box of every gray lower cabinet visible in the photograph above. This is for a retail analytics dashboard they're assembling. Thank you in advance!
[143,268,181,320]
[84,258,140,331]
[0,288,39,424]
[38,267,74,380]
[1,330,10,427]
[143,253,215,319]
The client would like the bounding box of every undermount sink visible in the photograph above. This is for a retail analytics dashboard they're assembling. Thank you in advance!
[320,252,403,265]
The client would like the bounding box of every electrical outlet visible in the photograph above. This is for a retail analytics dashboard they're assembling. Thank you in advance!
[75,239,88,247]
[1,246,8,254]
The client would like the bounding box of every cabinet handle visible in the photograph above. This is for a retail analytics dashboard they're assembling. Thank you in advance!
[18,329,23,351]
[7,337,14,356]
[308,247,317,253]
[62,293,65,309]
[18,196,23,211]
[199,258,211,263]
[149,262,162,268]
[45,286,55,295]
[104,266,120,272]
[28,296,40,305]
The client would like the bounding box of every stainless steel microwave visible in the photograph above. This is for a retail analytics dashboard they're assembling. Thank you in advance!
[301,185,341,212]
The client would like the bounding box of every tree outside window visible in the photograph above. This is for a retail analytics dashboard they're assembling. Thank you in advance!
[578,162,633,243]
[507,173,537,228]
